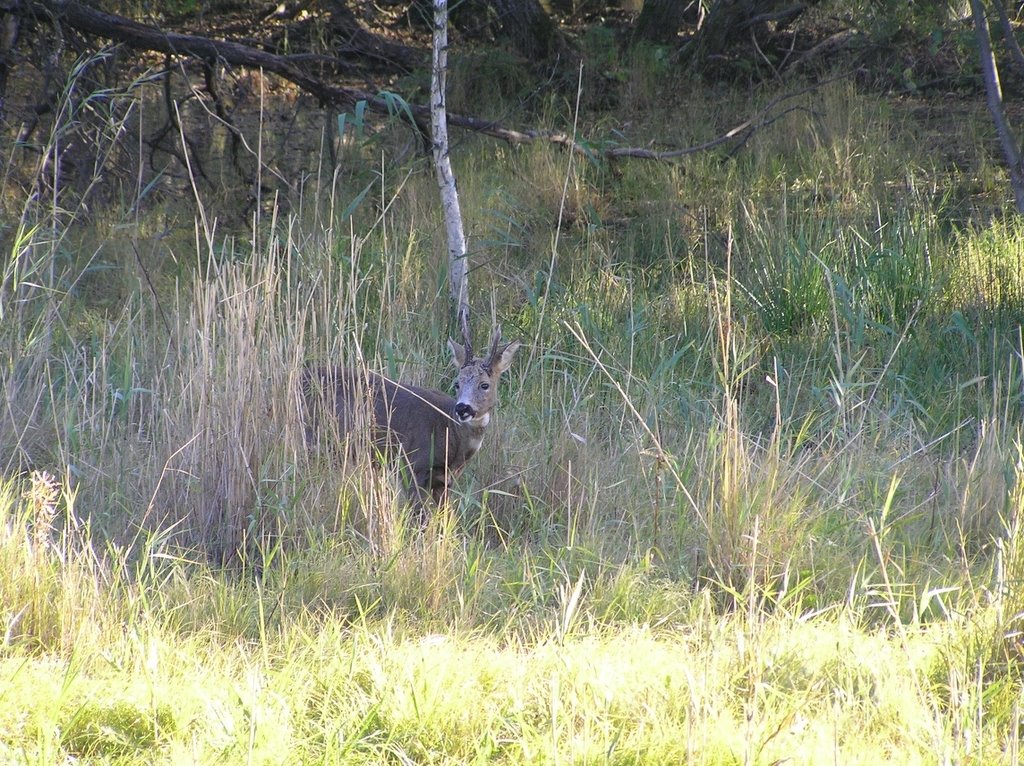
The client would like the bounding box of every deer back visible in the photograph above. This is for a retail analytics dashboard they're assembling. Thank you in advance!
[302,367,464,467]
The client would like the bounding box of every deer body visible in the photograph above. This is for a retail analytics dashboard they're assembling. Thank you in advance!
[305,329,520,505]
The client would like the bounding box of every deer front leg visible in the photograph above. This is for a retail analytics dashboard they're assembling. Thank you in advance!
[411,464,451,508]
[405,453,453,523]
[400,466,437,526]
[430,479,450,507]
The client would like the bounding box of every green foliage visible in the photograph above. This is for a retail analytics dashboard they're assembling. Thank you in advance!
[448,49,539,115]
[61,698,177,759]
[844,0,962,42]
[338,92,417,143]
[581,25,620,77]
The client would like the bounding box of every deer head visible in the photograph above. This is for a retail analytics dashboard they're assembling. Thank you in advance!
[448,326,521,430]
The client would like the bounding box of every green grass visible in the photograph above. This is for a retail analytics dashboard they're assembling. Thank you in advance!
[2,55,1024,763]
[2,488,1021,763]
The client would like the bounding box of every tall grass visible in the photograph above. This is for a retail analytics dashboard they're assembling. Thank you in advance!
[2,58,1024,762]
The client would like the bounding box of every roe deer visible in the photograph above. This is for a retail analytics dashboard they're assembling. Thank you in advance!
[304,327,521,506]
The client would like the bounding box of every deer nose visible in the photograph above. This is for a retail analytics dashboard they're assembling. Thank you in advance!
[455,403,475,421]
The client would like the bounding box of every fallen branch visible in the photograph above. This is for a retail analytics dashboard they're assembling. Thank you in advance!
[603,71,851,161]
[2,0,848,164]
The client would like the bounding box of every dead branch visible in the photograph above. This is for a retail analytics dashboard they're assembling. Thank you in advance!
[3,0,845,165]
[740,3,807,30]
[604,71,850,161]
[788,29,858,73]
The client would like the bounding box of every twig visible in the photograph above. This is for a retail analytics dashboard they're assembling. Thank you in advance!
[739,3,807,30]
[605,72,850,161]
[131,241,173,340]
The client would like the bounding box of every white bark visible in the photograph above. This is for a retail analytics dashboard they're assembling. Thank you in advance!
[431,0,470,333]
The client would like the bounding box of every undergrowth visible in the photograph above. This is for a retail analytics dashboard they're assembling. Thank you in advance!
[1,55,1024,762]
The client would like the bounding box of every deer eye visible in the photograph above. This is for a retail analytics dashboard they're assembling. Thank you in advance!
[480,382,490,391]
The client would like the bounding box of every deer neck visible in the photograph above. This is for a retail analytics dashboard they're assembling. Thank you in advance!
[453,409,489,460]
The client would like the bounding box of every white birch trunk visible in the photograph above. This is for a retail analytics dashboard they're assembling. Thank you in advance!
[431,0,470,334]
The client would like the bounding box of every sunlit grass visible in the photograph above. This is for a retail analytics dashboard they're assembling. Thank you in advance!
[1,516,1018,765]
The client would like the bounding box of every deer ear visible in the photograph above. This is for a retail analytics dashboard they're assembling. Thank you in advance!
[448,338,468,368]
[491,340,522,375]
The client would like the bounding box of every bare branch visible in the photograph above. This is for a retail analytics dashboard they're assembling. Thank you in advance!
[3,0,847,166]
[739,3,807,30]
[604,71,851,161]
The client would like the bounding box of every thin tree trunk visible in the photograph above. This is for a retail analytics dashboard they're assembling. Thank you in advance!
[970,0,1024,214]
[432,0,470,333]
[0,12,19,122]
[990,0,1024,78]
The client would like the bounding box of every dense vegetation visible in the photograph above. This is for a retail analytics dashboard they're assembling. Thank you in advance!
[2,2,1024,763]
